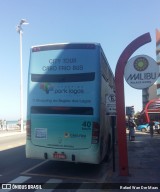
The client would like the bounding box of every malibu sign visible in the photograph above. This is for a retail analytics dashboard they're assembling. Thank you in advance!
[124,55,159,89]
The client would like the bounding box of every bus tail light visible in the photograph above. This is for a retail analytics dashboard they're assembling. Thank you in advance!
[92,122,100,144]
[26,120,31,139]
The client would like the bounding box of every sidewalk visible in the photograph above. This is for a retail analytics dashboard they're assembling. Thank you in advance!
[103,131,160,191]
[0,128,26,137]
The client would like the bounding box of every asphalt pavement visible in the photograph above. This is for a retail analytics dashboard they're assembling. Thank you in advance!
[1,128,160,191]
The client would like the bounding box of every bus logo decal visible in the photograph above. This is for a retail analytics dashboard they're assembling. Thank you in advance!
[64,132,86,138]
[40,83,50,94]
[40,83,84,95]
[64,132,70,138]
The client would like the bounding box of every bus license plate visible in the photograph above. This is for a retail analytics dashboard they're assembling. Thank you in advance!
[53,153,66,159]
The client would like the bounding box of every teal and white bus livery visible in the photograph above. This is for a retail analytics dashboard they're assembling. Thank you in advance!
[26,43,115,164]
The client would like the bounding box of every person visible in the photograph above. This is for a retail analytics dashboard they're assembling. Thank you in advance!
[3,119,6,130]
[17,119,21,128]
[128,119,136,141]
[0,120,2,129]
[149,119,155,137]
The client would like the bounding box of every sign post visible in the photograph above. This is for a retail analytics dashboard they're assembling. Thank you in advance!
[106,90,116,172]
[106,91,116,115]
[115,33,151,176]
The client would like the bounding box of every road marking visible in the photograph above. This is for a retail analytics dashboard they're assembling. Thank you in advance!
[22,160,107,182]
[76,188,101,192]
[9,176,31,183]
[35,178,63,192]
[0,176,31,192]
[22,171,101,182]
[21,160,49,175]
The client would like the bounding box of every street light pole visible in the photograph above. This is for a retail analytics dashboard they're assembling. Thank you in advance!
[16,19,29,132]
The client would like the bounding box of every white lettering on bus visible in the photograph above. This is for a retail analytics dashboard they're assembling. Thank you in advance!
[73,65,83,70]
[49,59,61,64]
[42,66,57,71]
[48,58,76,65]
[63,58,76,63]
[42,65,83,71]
[58,66,71,70]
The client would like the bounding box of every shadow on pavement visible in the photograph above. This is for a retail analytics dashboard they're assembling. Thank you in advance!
[107,131,160,184]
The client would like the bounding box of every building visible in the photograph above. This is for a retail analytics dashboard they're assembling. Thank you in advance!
[140,30,160,123]
[156,29,160,97]
[142,29,160,109]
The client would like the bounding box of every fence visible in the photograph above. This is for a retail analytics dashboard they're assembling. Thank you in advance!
[0,121,26,130]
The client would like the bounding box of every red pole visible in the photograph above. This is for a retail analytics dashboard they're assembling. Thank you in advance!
[145,98,159,123]
[115,33,151,176]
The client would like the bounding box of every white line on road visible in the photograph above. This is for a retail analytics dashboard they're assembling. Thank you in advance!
[0,176,31,192]
[9,176,31,183]
[21,160,49,175]
[35,178,63,192]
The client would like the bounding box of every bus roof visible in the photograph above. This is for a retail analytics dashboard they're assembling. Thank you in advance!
[31,42,101,52]
[31,42,101,48]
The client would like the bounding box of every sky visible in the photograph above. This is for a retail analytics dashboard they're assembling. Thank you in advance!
[0,0,160,120]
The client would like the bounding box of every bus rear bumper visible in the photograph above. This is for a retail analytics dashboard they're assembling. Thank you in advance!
[26,141,101,164]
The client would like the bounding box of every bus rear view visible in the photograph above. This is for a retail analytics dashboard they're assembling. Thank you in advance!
[26,43,114,164]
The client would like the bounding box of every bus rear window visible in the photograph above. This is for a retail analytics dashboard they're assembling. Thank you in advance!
[31,106,93,115]
[31,73,95,83]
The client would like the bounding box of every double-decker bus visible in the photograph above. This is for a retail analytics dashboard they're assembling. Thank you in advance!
[26,43,115,164]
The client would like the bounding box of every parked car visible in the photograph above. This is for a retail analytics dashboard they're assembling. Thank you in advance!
[137,121,160,133]
[154,121,160,134]
[137,124,149,132]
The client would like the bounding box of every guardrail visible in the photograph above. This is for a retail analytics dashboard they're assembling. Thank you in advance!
[7,123,19,129]
[0,124,26,130]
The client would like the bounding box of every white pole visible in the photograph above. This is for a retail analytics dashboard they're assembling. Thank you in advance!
[16,19,28,132]
[19,30,24,132]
